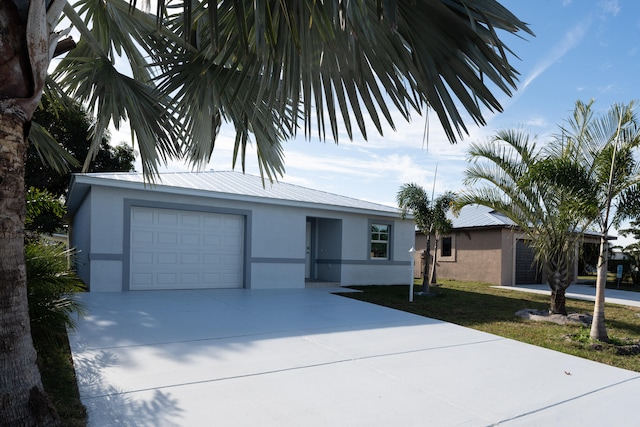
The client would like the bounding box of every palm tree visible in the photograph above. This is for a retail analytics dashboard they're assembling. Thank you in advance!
[397,183,454,294]
[456,129,592,315]
[552,101,640,341]
[1,1,530,423]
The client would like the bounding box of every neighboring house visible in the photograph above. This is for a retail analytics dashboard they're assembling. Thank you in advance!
[66,171,414,292]
[413,205,602,286]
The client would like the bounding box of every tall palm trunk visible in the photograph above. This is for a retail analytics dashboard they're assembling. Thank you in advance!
[590,237,609,341]
[0,115,60,425]
[0,0,63,423]
[421,235,432,293]
[429,235,439,284]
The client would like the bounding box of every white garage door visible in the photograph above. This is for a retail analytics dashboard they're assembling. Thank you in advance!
[129,207,244,290]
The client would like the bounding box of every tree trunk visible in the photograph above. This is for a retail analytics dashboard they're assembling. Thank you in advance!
[0,114,60,425]
[545,262,570,315]
[549,288,567,315]
[590,236,609,341]
[429,235,438,284]
[421,235,431,294]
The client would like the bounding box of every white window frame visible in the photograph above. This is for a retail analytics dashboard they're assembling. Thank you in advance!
[370,222,392,260]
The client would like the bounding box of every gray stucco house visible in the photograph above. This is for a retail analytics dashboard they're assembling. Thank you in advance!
[66,171,414,292]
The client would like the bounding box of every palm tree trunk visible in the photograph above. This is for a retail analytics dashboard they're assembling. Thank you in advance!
[549,288,567,315]
[590,236,609,341]
[421,235,431,293]
[0,114,60,425]
[429,235,438,284]
[546,261,570,315]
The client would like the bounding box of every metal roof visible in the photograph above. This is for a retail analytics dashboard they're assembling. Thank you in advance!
[445,205,603,239]
[447,204,517,229]
[67,171,401,215]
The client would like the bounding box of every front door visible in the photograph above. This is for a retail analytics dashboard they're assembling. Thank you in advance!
[305,221,312,279]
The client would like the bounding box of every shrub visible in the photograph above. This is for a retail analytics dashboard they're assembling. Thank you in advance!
[26,240,86,345]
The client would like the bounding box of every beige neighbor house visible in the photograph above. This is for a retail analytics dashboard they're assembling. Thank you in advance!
[413,205,601,286]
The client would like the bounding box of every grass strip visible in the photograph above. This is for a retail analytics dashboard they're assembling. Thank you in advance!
[339,280,640,372]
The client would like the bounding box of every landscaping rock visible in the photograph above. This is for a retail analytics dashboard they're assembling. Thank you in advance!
[515,308,592,326]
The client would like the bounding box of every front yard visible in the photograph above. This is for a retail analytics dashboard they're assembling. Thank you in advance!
[339,280,640,372]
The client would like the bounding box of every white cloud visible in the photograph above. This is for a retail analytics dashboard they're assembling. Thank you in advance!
[520,17,592,92]
[600,0,621,16]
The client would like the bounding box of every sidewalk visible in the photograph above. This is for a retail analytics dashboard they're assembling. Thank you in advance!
[500,283,640,308]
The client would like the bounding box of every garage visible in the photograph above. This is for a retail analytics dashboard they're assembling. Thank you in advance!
[129,206,244,290]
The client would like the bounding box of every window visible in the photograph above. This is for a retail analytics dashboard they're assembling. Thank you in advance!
[371,223,390,259]
[441,237,452,257]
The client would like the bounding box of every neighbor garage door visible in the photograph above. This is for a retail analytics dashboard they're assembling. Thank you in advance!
[515,239,540,285]
[129,207,244,290]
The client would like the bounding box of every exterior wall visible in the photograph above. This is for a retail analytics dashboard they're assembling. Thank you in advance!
[249,203,306,289]
[71,183,413,291]
[70,191,91,286]
[414,228,506,286]
[340,215,414,286]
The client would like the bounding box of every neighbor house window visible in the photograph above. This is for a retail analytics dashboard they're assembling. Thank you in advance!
[441,236,452,257]
[371,223,390,259]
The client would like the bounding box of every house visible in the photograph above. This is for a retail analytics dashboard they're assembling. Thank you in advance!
[413,205,602,286]
[66,171,414,292]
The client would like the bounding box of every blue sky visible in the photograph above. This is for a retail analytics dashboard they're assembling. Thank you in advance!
[119,0,639,245]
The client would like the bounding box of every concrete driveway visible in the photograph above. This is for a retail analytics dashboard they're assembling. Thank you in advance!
[69,288,640,426]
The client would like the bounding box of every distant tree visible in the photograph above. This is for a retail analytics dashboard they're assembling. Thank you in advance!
[617,220,640,285]
[397,183,454,295]
[25,187,66,237]
[619,219,640,246]
[27,97,135,198]
[622,243,640,286]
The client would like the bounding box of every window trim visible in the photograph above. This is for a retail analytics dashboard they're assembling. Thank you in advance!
[369,220,393,260]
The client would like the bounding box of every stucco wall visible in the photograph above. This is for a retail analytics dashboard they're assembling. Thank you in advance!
[70,190,91,287]
[434,228,506,285]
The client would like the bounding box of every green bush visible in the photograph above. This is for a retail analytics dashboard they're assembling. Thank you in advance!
[25,241,86,345]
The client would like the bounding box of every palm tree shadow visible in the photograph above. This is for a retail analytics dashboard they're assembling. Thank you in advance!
[74,350,185,426]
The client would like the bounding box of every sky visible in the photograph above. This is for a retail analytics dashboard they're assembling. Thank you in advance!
[110,0,640,246]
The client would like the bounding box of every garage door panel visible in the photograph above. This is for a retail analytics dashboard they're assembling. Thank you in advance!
[132,209,153,224]
[157,232,178,245]
[181,253,199,264]
[157,212,178,224]
[129,207,244,290]
[131,230,153,244]
[203,234,222,246]
[204,216,222,228]
[181,234,200,245]
[181,214,201,226]
[131,252,153,264]
[157,273,178,285]
[202,253,221,264]
[132,273,152,286]
[157,253,178,265]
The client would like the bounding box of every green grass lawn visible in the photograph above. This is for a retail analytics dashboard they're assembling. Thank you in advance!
[339,280,640,372]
